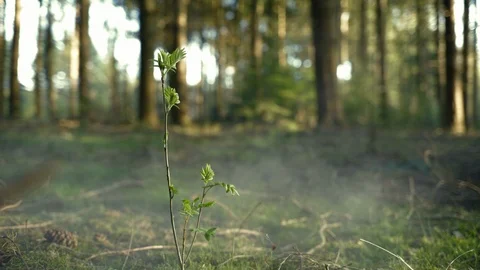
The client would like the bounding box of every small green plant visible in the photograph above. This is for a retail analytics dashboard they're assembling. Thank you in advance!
[154,48,239,270]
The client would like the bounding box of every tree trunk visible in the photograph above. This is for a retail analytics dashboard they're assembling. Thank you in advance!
[358,0,367,65]
[376,0,387,124]
[250,0,264,101]
[78,0,90,125]
[473,0,478,128]
[462,0,469,130]
[0,0,5,119]
[45,0,56,121]
[443,0,456,129]
[108,29,120,123]
[122,70,133,123]
[214,0,225,120]
[415,0,432,120]
[335,0,344,122]
[34,0,44,119]
[231,0,243,75]
[225,0,243,120]
[338,0,347,63]
[169,0,190,125]
[66,26,80,119]
[435,0,443,120]
[197,34,207,121]
[276,0,287,67]
[416,0,427,103]
[310,0,341,126]
[9,0,21,119]
[138,0,158,127]
[69,8,80,120]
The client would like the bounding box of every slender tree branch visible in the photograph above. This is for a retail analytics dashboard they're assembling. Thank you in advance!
[185,187,208,263]
[181,216,189,263]
[161,71,183,268]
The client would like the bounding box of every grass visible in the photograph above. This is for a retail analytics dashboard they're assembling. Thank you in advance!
[0,124,479,269]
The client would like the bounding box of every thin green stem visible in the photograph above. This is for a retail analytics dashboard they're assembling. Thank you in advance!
[181,216,189,264]
[161,71,183,269]
[185,187,210,263]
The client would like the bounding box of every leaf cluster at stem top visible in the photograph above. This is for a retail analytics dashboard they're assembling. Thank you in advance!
[155,48,187,74]
[201,164,215,184]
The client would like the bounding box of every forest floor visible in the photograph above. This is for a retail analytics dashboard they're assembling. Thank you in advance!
[0,123,479,269]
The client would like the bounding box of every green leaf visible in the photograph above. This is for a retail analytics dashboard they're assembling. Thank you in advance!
[199,201,215,208]
[219,183,239,195]
[201,164,215,184]
[182,199,191,208]
[169,48,187,70]
[155,50,169,71]
[192,197,201,210]
[181,199,193,216]
[228,184,239,196]
[164,86,180,111]
[181,199,199,217]
[155,48,186,73]
[204,227,216,241]
[204,233,211,241]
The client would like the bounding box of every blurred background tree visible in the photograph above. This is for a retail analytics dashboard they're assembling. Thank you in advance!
[0,0,478,133]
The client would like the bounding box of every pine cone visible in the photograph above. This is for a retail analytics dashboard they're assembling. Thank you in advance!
[44,228,78,248]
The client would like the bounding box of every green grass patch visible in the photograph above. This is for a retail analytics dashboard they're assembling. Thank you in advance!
[0,127,478,269]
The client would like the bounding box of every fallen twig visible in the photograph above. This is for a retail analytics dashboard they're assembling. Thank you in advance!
[278,211,335,253]
[277,254,294,270]
[306,222,341,254]
[75,179,143,199]
[0,221,53,231]
[217,228,263,237]
[0,200,23,212]
[457,180,480,195]
[86,242,208,260]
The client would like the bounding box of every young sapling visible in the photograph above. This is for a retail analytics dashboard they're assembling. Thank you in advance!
[154,48,239,270]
